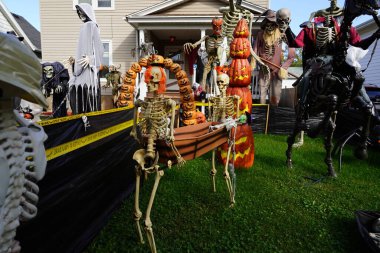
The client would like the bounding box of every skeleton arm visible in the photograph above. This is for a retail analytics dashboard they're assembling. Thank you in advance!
[233,95,240,119]
[183,36,209,54]
[166,99,176,142]
[250,48,270,75]
[131,99,142,141]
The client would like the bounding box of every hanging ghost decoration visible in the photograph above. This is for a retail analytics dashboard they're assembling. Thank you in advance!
[68,3,104,114]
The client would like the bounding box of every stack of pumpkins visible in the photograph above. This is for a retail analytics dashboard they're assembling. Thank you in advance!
[116,62,141,108]
[162,58,199,126]
[219,18,255,169]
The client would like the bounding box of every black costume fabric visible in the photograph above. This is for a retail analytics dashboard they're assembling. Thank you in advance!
[41,62,69,117]
[16,109,137,253]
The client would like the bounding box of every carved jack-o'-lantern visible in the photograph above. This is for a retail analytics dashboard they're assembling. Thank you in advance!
[175,70,187,80]
[181,102,196,111]
[124,77,136,86]
[226,86,252,114]
[131,62,142,73]
[117,100,133,108]
[230,38,251,59]
[196,111,206,124]
[179,86,192,96]
[183,110,197,120]
[164,58,174,69]
[178,77,190,87]
[233,18,250,38]
[125,69,137,79]
[138,57,149,67]
[218,124,254,169]
[120,92,133,100]
[180,92,194,102]
[149,54,165,66]
[120,84,135,93]
[169,63,181,73]
[228,59,251,86]
[182,118,197,126]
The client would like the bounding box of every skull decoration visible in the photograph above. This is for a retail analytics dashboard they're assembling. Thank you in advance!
[43,66,54,79]
[212,17,223,36]
[144,65,167,94]
[264,22,277,36]
[216,73,230,93]
[276,8,291,34]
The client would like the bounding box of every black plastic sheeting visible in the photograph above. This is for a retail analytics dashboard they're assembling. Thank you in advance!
[16,109,138,253]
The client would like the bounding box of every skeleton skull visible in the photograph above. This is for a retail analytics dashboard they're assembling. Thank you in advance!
[264,21,277,36]
[212,18,223,36]
[276,8,291,34]
[43,66,54,79]
[147,66,162,93]
[216,73,229,93]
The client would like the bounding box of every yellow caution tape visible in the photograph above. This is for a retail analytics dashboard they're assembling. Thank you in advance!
[45,119,134,161]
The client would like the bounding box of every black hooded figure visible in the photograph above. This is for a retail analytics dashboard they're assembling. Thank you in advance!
[41,62,69,117]
[68,3,103,114]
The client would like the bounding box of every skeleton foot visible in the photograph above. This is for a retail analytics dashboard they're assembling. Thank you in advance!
[292,131,304,148]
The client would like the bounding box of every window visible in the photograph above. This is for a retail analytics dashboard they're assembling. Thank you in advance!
[74,0,114,10]
[99,40,112,79]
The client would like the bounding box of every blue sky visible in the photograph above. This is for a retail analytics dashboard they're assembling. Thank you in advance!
[2,0,373,34]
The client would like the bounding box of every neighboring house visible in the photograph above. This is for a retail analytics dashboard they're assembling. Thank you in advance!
[0,0,41,58]
[356,16,380,87]
[40,0,269,82]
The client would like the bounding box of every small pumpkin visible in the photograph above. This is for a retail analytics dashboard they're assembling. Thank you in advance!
[125,69,137,79]
[120,84,135,93]
[196,111,206,124]
[230,38,251,59]
[233,18,250,38]
[228,59,251,86]
[149,54,165,66]
[181,102,196,111]
[119,92,133,100]
[182,118,197,126]
[169,63,182,73]
[179,86,192,96]
[182,110,198,120]
[138,57,149,67]
[180,92,194,103]
[130,62,142,73]
[164,58,174,69]
[117,100,133,108]
[175,70,187,80]
[124,77,136,86]
[178,77,190,87]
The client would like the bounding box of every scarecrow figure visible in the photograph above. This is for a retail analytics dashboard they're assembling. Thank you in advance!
[105,65,122,107]
[68,3,104,114]
[41,62,69,117]
[253,9,295,106]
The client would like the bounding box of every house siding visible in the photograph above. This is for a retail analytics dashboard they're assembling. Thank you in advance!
[357,22,380,86]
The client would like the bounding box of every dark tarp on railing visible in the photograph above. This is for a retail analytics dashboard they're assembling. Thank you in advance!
[16,109,137,253]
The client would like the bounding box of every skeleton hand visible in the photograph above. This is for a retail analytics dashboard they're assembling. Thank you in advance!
[130,128,138,142]
[55,85,63,93]
[167,134,175,142]
[63,56,75,69]
[78,55,91,68]
[183,43,195,54]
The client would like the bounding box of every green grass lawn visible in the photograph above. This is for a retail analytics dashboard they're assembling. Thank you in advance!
[85,134,380,253]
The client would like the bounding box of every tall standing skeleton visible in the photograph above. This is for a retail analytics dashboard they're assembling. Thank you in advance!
[0,33,48,253]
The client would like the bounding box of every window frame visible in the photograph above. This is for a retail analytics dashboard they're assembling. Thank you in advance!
[99,40,113,82]
[73,0,115,10]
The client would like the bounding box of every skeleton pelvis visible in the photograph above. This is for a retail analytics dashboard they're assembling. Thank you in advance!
[133,149,159,170]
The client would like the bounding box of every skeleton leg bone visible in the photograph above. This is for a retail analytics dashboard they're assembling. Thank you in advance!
[133,164,144,244]
[144,166,163,253]
[223,143,235,207]
[211,149,217,192]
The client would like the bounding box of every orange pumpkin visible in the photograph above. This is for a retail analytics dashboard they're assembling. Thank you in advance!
[125,69,137,79]
[164,58,174,69]
[117,100,133,108]
[124,77,136,86]
[149,54,165,66]
[196,111,206,124]
[180,92,194,103]
[170,63,182,73]
[228,59,251,86]
[226,87,252,114]
[230,38,251,59]
[175,70,187,80]
[218,124,254,169]
[178,77,190,87]
[131,62,142,73]
[182,110,198,120]
[181,102,196,111]
[138,57,149,67]
[120,84,135,93]
[233,18,250,38]
[119,92,133,100]
[182,118,197,126]
[179,86,192,96]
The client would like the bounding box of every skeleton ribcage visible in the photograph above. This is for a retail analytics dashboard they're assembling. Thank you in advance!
[140,100,169,139]
[222,10,251,46]
[316,27,336,55]
[264,43,276,59]
[206,37,225,56]
[211,96,236,121]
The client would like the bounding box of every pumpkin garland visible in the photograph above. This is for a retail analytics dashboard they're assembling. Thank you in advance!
[116,62,142,108]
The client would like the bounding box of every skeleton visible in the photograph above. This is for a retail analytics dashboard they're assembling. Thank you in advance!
[208,73,239,202]
[184,18,225,91]
[130,62,179,253]
[0,33,47,253]
[276,8,292,35]
[105,65,122,106]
